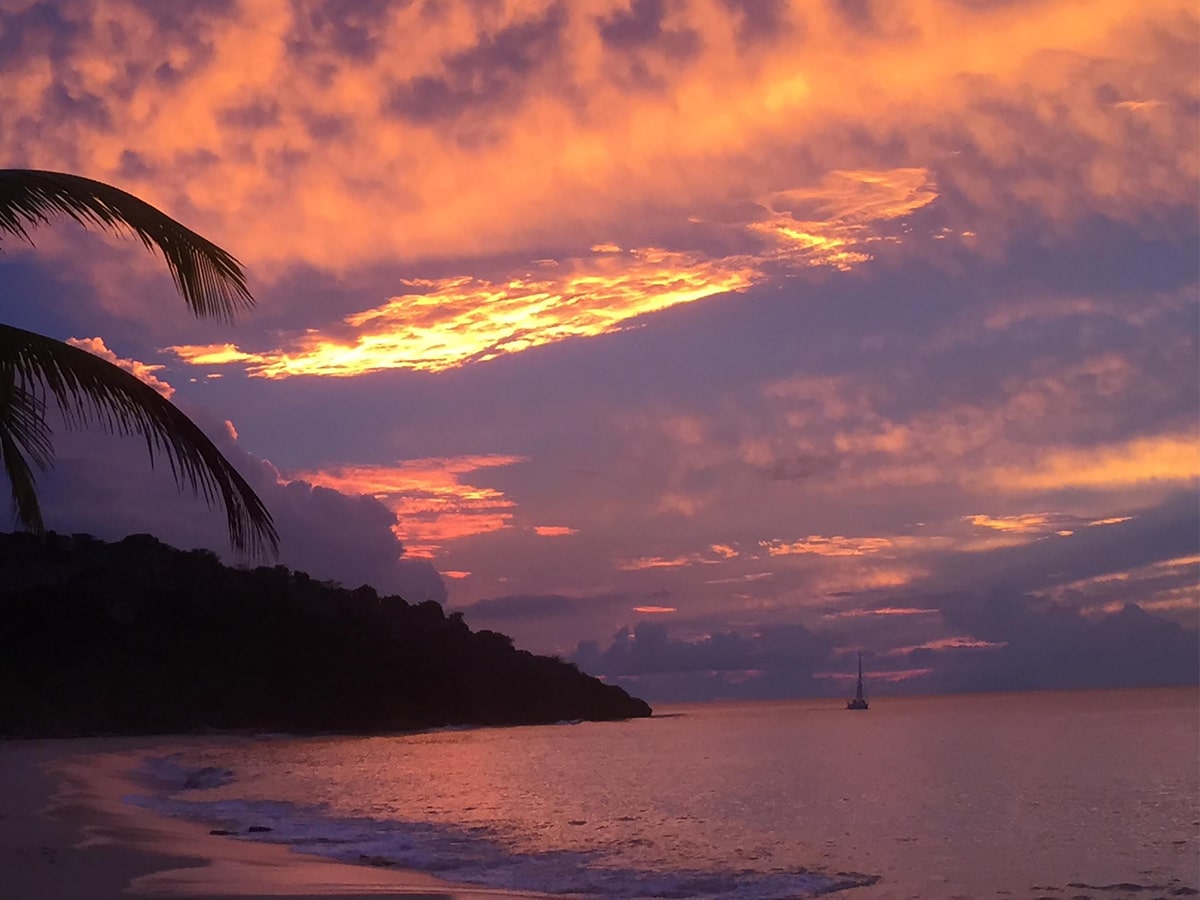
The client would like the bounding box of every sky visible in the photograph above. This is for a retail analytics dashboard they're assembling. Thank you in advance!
[1,0,1197,702]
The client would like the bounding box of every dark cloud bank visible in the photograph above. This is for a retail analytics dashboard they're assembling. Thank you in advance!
[565,496,1199,703]
[570,597,1197,704]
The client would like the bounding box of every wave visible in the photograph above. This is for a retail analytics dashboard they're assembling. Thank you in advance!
[126,770,877,899]
[136,753,236,791]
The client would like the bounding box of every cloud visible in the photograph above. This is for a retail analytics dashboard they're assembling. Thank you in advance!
[982,434,1199,491]
[932,595,1199,692]
[288,454,526,557]
[3,0,1191,290]
[572,619,835,701]
[458,593,588,622]
[28,406,448,603]
[533,525,577,536]
[617,542,743,570]
[454,591,643,655]
[1,0,1194,696]
[920,492,1200,603]
[761,535,895,557]
[65,336,176,398]
[161,171,937,378]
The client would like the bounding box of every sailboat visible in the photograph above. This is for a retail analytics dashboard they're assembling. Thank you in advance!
[846,651,869,710]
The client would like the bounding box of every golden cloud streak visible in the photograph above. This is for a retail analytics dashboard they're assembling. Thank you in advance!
[166,167,934,380]
[533,526,578,537]
[761,535,895,557]
[748,168,938,271]
[618,555,696,572]
[617,542,742,571]
[168,247,759,375]
[965,513,1061,533]
[884,636,1007,655]
[986,434,1200,490]
[290,454,525,558]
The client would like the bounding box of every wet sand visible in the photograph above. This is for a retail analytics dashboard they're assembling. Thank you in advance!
[0,737,548,899]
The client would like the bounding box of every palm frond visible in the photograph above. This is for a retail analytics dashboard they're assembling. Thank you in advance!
[0,169,253,320]
[0,325,279,557]
[0,368,50,532]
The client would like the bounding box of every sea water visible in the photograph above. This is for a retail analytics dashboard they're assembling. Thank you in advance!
[130,687,1199,899]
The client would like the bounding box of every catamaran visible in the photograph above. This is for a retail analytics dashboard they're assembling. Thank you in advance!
[846,651,869,710]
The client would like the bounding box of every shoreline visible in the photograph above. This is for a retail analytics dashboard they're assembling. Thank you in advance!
[0,736,552,899]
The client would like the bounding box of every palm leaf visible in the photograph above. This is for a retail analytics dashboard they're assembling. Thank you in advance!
[0,367,51,532]
[0,324,278,557]
[0,169,253,320]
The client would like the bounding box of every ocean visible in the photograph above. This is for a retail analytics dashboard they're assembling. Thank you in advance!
[129,687,1199,899]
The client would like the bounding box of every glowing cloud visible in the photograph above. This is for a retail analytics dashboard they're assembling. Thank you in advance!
[5,0,1190,280]
[986,435,1200,491]
[618,555,695,572]
[966,513,1063,533]
[167,247,758,375]
[66,337,175,398]
[617,543,740,571]
[534,526,578,537]
[164,165,941,378]
[747,169,938,270]
[290,455,526,558]
[761,535,895,557]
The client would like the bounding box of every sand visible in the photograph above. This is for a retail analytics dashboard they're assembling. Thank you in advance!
[0,737,549,899]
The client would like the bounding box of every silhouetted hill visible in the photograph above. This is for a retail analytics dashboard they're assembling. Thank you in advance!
[0,531,651,737]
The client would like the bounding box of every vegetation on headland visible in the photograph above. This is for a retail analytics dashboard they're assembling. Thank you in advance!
[0,530,651,738]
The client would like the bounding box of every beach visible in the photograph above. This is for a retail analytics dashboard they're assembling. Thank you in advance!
[0,737,534,899]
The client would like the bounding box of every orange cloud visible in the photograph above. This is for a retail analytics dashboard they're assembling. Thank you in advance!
[747,168,938,271]
[617,542,739,571]
[163,170,930,377]
[167,247,759,375]
[533,526,578,537]
[66,337,174,398]
[884,636,1008,655]
[1043,553,1200,613]
[5,0,1189,292]
[985,434,1200,491]
[965,513,1061,533]
[633,605,677,614]
[963,512,1139,547]
[290,455,526,558]
[617,555,695,572]
[760,535,894,557]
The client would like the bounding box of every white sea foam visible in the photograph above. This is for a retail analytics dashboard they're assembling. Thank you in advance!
[122,692,1199,899]
[137,753,235,791]
[127,788,871,898]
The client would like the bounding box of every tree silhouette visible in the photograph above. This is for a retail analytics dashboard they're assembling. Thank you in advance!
[0,170,277,557]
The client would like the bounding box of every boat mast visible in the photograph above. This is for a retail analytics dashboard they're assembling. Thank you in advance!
[855,651,865,701]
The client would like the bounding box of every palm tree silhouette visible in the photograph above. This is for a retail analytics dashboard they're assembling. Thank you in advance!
[0,169,278,557]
